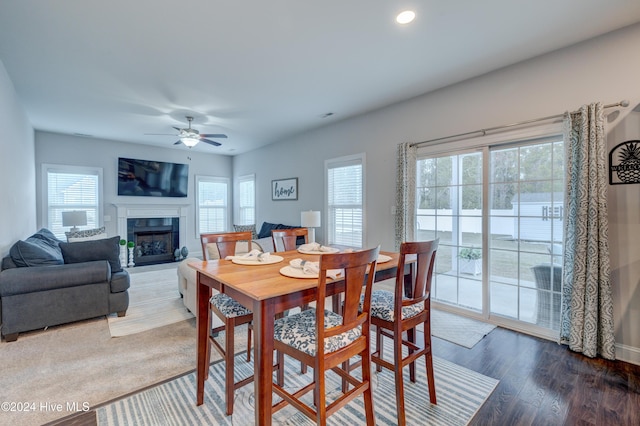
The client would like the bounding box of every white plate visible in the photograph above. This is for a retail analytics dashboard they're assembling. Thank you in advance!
[297,247,341,255]
[377,254,392,263]
[280,265,318,278]
[231,255,284,265]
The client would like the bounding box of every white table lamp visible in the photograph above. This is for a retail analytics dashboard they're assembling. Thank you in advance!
[62,210,87,232]
[301,210,321,243]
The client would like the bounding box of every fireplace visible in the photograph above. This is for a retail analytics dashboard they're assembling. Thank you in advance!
[127,218,179,266]
[114,203,189,268]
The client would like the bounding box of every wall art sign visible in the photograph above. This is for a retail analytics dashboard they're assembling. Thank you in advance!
[609,140,640,185]
[272,178,298,200]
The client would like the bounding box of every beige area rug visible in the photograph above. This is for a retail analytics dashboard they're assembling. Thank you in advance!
[430,310,497,349]
[0,317,250,426]
[107,267,194,337]
[0,317,201,426]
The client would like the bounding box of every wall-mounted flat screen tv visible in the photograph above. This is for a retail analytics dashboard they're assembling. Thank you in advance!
[118,157,189,197]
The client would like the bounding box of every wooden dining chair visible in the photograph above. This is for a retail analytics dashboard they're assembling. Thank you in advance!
[271,227,311,373]
[271,227,308,252]
[200,231,254,416]
[369,239,439,426]
[271,246,380,425]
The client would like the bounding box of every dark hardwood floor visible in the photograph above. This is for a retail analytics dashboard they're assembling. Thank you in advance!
[50,325,640,425]
[432,327,640,426]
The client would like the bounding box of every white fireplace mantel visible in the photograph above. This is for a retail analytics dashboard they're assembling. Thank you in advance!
[113,203,189,248]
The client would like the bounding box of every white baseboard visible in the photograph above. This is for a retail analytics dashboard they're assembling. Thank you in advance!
[615,342,640,366]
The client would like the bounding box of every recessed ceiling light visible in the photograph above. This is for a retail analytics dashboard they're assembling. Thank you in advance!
[396,10,415,25]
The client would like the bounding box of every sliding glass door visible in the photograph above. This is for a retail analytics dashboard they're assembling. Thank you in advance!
[488,139,564,330]
[416,151,484,312]
[416,135,564,333]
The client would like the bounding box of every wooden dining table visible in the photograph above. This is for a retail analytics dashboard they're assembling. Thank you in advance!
[189,248,406,426]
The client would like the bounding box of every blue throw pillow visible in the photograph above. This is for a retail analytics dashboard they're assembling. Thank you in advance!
[9,228,64,267]
[258,222,281,239]
[59,235,123,273]
[257,222,306,245]
[29,228,62,244]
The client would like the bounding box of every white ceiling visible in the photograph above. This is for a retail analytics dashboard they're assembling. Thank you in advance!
[1,1,639,155]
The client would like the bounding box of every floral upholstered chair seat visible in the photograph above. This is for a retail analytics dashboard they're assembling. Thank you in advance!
[366,290,424,321]
[273,308,362,356]
[210,293,252,318]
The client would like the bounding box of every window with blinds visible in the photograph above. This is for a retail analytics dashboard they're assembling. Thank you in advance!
[43,164,102,240]
[237,174,255,226]
[326,154,365,248]
[196,176,229,234]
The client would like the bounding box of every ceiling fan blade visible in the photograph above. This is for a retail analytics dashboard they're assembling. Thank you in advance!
[173,140,182,145]
[172,126,182,132]
[200,133,227,139]
[145,133,178,136]
[200,138,222,146]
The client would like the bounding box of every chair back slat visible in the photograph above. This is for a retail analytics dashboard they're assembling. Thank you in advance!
[369,239,440,422]
[316,246,380,343]
[200,231,253,260]
[271,228,308,252]
[396,240,439,309]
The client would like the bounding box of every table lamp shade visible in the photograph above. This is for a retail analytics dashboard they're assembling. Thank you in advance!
[301,211,321,228]
[62,210,87,227]
[301,210,321,243]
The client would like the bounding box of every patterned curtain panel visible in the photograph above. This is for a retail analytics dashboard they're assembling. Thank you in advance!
[561,102,615,359]
[395,142,416,250]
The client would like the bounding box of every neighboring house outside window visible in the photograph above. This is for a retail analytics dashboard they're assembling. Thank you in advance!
[237,174,255,226]
[43,164,103,240]
[196,175,229,235]
[325,153,365,248]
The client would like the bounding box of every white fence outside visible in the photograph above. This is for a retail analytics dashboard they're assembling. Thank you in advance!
[416,203,563,243]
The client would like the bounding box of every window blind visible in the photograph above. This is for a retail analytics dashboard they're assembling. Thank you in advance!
[45,166,101,240]
[327,157,363,247]
[237,175,255,226]
[197,176,228,234]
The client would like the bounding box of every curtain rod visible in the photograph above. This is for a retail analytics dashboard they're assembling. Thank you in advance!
[410,100,630,148]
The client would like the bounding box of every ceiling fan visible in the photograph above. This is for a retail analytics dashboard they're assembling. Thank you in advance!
[146,116,227,148]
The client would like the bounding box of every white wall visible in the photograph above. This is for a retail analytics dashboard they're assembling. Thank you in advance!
[34,132,233,254]
[233,23,640,362]
[608,107,640,363]
[0,60,35,257]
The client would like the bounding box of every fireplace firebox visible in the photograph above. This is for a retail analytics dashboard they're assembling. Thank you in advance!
[127,217,179,266]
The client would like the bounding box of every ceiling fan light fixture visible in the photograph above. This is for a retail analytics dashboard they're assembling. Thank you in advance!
[150,116,226,148]
[181,136,200,147]
[396,10,415,24]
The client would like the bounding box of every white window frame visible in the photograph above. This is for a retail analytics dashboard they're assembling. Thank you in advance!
[42,163,103,240]
[195,175,230,236]
[236,174,256,226]
[324,153,366,248]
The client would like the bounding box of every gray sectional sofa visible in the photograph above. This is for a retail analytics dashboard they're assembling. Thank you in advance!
[0,229,130,341]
